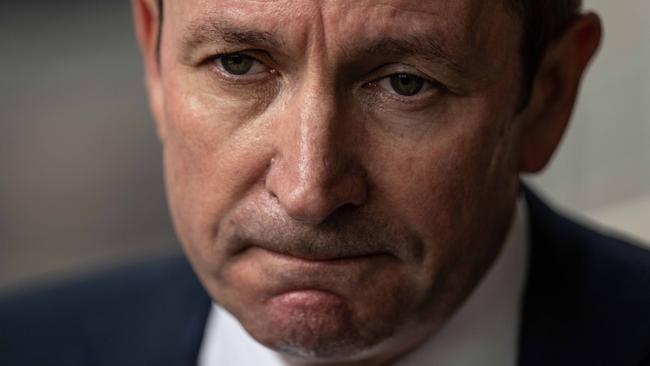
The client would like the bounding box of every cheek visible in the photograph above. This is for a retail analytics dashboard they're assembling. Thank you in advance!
[161,75,276,270]
[366,106,518,295]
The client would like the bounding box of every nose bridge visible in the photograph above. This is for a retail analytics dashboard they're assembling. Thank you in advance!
[265,72,366,224]
[294,79,340,184]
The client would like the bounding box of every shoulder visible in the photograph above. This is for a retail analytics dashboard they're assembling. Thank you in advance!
[521,187,650,365]
[525,187,650,291]
[0,255,211,365]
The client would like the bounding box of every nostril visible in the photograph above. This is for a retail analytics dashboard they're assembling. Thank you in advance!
[264,140,368,224]
[264,153,369,224]
[282,184,335,224]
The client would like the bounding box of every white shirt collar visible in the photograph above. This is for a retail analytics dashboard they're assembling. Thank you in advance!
[198,197,529,366]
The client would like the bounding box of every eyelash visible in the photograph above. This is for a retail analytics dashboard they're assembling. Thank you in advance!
[208,52,277,82]
[206,52,446,101]
[370,74,443,100]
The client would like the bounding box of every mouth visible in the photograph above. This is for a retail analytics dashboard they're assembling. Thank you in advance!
[229,234,395,263]
[242,246,393,306]
[250,247,394,274]
[220,239,404,315]
[220,229,403,299]
[250,245,392,266]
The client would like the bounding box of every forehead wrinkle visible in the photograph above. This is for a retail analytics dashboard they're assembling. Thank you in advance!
[175,0,515,85]
[317,2,474,79]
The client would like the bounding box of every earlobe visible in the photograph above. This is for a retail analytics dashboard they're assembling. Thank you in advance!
[132,0,167,141]
[519,12,602,173]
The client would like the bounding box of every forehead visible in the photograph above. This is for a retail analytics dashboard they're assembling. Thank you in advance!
[165,0,519,80]
[168,1,515,44]
[168,0,506,23]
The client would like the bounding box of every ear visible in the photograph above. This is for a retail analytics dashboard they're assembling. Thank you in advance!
[518,12,602,173]
[132,0,167,141]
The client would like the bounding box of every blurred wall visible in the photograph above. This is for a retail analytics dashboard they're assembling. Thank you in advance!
[0,1,178,290]
[1,0,648,290]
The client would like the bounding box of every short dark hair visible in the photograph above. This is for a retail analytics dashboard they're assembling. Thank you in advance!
[154,0,581,107]
[509,0,583,107]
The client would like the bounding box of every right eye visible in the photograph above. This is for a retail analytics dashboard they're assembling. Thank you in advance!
[214,53,269,76]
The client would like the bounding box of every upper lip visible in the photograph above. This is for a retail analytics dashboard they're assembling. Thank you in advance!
[233,237,391,262]
[223,212,403,262]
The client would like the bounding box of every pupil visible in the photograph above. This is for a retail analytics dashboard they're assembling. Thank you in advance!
[222,54,253,75]
[390,74,424,96]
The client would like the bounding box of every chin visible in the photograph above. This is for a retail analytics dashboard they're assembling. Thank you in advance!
[234,290,407,361]
[248,318,388,361]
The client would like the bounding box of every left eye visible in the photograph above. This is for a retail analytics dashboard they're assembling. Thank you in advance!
[378,73,433,97]
[215,53,269,76]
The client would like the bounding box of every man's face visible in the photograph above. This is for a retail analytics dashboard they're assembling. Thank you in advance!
[154,0,523,363]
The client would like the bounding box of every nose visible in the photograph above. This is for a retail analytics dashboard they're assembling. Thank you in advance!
[265,85,367,224]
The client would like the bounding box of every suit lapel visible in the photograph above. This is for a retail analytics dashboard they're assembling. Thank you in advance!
[518,187,650,365]
[91,257,212,366]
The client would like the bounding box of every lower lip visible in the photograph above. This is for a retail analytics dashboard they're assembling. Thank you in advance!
[236,247,392,300]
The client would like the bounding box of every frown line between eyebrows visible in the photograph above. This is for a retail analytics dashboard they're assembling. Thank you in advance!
[179,17,468,79]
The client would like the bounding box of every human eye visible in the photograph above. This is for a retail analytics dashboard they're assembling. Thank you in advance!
[212,53,271,77]
[376,73,436,97]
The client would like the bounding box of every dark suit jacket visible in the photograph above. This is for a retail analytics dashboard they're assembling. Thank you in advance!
[1,189,649,365]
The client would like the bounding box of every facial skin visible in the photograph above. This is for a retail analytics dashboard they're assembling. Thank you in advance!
[133,1,601,365]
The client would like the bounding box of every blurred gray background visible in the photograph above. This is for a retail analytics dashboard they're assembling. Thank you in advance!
[0,0,177,290]
[1,0,649,291]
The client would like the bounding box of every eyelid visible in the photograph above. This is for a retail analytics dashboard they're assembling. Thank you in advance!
[208,51,277,80]
[369,74,446,102]
[366,64,446,90]
[216,54,268,74]
[378,75,432,95]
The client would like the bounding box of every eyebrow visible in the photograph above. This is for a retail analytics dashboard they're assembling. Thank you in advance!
[356,36,466,74]
[182,21,284,54]
[181,20,464,74]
